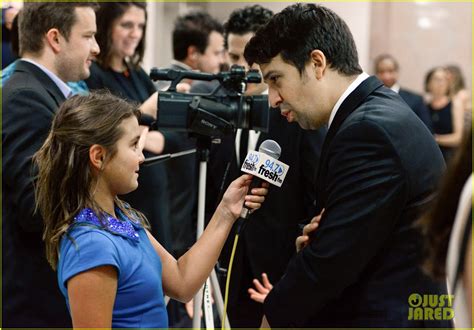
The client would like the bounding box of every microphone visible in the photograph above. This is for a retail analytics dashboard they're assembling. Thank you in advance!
[240,139,289,219]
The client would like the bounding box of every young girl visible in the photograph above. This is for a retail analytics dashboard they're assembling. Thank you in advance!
[34,92,268,328]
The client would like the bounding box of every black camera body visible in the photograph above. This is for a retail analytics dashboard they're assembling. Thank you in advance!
[150,65,269,139]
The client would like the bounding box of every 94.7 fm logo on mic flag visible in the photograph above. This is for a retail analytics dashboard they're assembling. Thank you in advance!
[241,151,289,187]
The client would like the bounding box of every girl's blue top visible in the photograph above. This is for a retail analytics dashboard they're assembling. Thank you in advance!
[57,207,168,328]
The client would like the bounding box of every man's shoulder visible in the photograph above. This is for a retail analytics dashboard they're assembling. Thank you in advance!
[4,71,53,102]
[4,61,53,93]
[399,88,423,102]
[3,71,58,119]
[3,61,63,109]
[4,68,39,91]
[340,91,428,143]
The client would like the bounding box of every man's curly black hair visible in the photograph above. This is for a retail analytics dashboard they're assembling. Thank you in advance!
[223,5,273,49]
[244,3,362,76]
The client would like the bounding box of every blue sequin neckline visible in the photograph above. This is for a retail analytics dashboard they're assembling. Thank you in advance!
[74,207,141,242]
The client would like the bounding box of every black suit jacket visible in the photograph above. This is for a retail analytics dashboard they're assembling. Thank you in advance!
[264,77,448,327]
[2,60,71,327]
[399,88,432,132]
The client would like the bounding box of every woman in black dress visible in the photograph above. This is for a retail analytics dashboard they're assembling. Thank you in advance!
[424,66,464,162]
[86,1,171,249]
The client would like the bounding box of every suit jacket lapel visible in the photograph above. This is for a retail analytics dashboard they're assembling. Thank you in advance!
[15,60,67,108]
[314,76,383,213]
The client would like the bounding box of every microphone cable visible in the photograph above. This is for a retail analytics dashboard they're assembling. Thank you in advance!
[222,218,246,330]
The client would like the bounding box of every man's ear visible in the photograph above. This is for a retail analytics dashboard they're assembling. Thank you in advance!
[45,28,62,54]
[89,144,107,171]
[187,45,199,63]
[310,50,327,80]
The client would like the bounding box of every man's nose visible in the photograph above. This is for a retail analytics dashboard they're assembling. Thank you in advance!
[268,88,282,108]
[138,149,145,164]
[91,37,100,55]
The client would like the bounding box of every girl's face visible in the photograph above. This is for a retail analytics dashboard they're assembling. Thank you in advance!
[111,5,146,60]
[101,116,144,196]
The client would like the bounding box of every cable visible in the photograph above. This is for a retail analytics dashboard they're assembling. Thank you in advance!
[221,219,245,330]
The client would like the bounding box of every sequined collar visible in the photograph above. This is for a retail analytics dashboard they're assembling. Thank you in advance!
[73,207,141,242]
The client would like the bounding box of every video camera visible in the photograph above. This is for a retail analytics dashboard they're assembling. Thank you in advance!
[150,65,269,139]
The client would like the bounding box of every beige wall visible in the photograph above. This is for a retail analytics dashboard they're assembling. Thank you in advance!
[206,2,372,71]
[141,1,471,97]
[369,1,472,94]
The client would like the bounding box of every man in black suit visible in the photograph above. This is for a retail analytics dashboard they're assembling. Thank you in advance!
[2,3,99,327]
[244,3,448,328]
[374,53,433,131]
[199,5,325,327]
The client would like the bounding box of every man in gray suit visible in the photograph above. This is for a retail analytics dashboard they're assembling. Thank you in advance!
[2,3,99,327]
[244,3,448,328]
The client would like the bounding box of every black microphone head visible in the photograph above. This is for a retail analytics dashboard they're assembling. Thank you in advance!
[258,139,281,160]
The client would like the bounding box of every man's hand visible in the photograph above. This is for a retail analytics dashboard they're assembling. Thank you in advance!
[248,273,273,303]
[295,209,324,252]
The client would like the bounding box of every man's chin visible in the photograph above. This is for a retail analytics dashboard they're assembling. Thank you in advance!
[79,70,90,81]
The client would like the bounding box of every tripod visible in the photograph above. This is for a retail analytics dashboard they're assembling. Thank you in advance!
[193,137,231,330]
[143,141,231,328]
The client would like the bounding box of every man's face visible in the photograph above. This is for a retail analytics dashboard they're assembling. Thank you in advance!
[227,32,266,95]
[261,54,328,130]
[196,31,225,74]
[375,58,398,88]
[57,7,99,82]
[228,32,253,69]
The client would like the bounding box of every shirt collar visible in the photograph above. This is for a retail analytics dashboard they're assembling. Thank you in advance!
[21,58,72,98]
[73,207,141,242]
[390,83,401,93]
[328,72,370,129]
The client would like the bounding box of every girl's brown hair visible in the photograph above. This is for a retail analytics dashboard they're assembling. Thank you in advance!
[34,92,147,270]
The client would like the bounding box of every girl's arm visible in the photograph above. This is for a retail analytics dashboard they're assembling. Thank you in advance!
[67,265,118,328]
[147,174,267,302]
